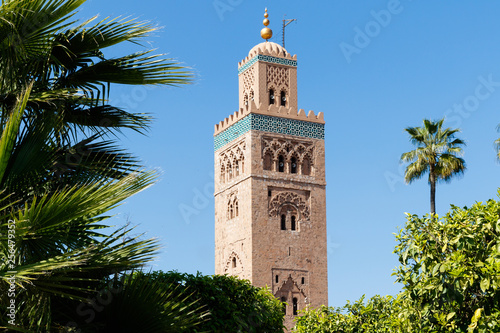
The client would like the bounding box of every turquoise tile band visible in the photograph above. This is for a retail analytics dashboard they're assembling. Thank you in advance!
[214,114,324,151]
[238,55,297,75]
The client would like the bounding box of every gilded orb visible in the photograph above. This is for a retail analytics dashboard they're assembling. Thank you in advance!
[261,27,272,40]
[263,18,270,26]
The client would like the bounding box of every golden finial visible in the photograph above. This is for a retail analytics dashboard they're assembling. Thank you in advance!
[260,8,272,41]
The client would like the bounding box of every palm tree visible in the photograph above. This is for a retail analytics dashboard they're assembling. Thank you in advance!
[0,0,192,186]
[401,118,466,214]
[0,0,201,330]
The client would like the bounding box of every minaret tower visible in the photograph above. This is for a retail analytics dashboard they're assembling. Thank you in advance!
[214,9,328,329]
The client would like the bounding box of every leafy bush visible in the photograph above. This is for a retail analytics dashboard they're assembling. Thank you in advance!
[139,271,285,333]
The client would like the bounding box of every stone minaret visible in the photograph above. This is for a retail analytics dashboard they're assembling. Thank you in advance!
[214,9,328,330]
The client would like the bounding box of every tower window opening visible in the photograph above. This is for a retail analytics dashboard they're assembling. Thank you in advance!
[235,161,239,176]
[269,89,275,105]
[302,158,311,176]
[288,247,291,256]
[301,277,305,284]
[278,155,285,172]
[281,297,287,315]
[268,190,272,197]
[232,257,237,268]
[291,216,296,231]
[220,164,225,184]
[291,157,297,174]
[235,201,239,217]
[275,275,279,283]
[281,215,286,230]
[293,297,298,315]
[280,91,286,106]
[263,153,272,170]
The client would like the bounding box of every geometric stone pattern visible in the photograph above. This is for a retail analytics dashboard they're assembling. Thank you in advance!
[267,65,289,90]
[214,114,325,151]
[242,66,255,93]
[238,54,298,75]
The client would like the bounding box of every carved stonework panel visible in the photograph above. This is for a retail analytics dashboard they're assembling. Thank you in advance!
[262,137,314,163]
[267,65,289,91]
[219,139,246,183]
[243,66,255,92]
[269,192,310,221]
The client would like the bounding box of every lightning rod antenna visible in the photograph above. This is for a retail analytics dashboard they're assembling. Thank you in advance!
[282,15,297,48]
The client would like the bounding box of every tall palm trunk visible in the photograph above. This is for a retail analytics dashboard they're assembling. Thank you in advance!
[429,164,436,214]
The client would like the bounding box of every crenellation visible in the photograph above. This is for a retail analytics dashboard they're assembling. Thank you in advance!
[214,106,325,137]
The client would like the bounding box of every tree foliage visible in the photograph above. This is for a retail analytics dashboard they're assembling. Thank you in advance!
[140,271,286,333]
[394,196,500,332]
[295,195,500,333]
[293,295,416,333]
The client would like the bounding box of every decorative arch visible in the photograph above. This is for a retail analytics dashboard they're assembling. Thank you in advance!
[261,137,314,175]
[224,251,244,273]
[274,275,308,317]
[219,141,246,184]
[269,192,310,221]
[263,149,273,171]
[227,193,239,220]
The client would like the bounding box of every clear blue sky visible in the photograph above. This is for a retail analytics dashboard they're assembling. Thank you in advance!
[77,1,500,307]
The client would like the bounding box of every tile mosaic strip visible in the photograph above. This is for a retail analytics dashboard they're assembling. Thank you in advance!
[214,114,324,151]
[238,55,297,75]
[214,116,252,151]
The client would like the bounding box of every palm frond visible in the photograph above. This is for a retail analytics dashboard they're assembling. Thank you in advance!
[0,83,32,184]
[63,50,192,89]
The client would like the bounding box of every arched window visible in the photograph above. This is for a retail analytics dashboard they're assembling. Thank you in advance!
[235,200,239,217]
[281,297,287,315]
[244,94,249,108]
[269,89,275,105]
[263,152,273,171]
[302,157,311,176]
[291,157,297,174]
[227,162,233,180]
[220,164,225,184]
[232,257,237,268]
[228,203,234,220]
[293,297,298,315]
[235,161,239,177]
[278,155,285,172]
[280,91,286,106]
[281,214,286,230]
[291,216,296,231]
